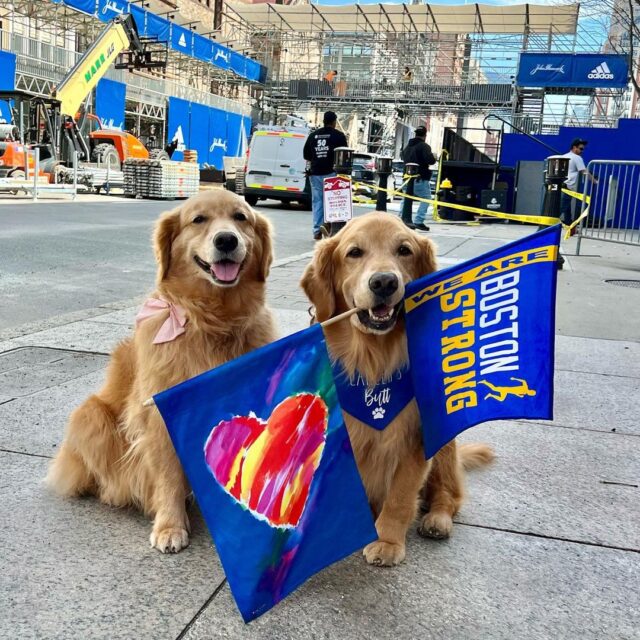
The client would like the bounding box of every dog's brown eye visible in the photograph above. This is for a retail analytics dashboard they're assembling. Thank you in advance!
[347,247,363,258]
[398,245,413,256]
[233,212,247,222]
[192,215,207,224]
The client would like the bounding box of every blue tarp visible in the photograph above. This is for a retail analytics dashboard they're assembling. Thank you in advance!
[167,97,191,162]
[95,78,126,129]
[516,53,629,89]
[189,102,210,169]
[0,51,16,91]
[208,108,228,169]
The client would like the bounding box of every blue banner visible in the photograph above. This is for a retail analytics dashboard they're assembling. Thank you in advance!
[0,100,12,123]
[94,78,126,129]
[193,33,213,64]
[96,0,128,22]
[0,51,16,91]
[230,51,247,78]
[62,0,96,15]
[404,225,561,458]
[188,101,209,168]
[517,53,629,89]
[212,43,231,70]
[153,324,376,622]
[171,24,193,56]
[207,107,228,169]
[145,11,170,41]
[167,97,190,161]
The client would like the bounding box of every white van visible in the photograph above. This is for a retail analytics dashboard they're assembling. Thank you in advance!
[242,127,311,208]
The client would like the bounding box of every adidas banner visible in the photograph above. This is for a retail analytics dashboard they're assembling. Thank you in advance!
[517,53,629,89]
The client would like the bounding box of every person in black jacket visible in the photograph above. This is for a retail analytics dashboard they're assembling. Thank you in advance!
[400,126,436,231]
[303,111,348,240]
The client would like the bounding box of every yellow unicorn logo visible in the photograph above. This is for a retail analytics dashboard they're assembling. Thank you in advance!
[478,377,537,402]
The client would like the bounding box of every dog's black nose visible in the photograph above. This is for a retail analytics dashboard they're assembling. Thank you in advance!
[369,272,399,298]
[214,232,238,253]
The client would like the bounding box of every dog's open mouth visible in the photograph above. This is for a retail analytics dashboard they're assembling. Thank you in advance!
[357,301,403,332]
[194,255,244,285]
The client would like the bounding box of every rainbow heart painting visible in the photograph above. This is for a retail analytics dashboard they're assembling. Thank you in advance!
[154,325,377,622]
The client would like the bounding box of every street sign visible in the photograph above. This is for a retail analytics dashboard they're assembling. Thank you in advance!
[323,176,353,223]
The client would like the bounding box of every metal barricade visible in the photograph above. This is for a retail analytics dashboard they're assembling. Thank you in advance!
[576,160,640,254]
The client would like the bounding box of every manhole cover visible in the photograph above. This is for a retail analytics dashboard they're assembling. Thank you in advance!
[604,279,640,289]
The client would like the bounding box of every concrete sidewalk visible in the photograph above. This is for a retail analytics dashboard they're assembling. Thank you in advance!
[1,223,639,640]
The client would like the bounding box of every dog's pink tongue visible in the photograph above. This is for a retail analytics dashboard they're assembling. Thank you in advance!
[212,261,241,282]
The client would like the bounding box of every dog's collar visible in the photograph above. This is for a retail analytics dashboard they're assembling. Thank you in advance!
[331,362,413,430]
[135,297,188,344]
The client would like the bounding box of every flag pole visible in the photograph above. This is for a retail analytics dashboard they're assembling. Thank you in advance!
[142,307,361,407]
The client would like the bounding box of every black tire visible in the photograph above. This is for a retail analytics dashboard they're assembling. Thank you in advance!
[225,178,236,192]
[245,194,258,206]
[149,149,170,161]
[300,198,312,211]
[91,143,121,171]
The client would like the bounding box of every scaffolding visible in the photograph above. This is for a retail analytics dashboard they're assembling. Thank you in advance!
[222,2,627,138]
[0,0,257,145]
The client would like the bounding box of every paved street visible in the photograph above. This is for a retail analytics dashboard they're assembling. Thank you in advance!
[1,196,639,639]
[0,198,317,334]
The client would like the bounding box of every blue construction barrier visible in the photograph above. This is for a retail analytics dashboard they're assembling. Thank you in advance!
[167,97,191,162]
[95,78,126,129]
[208,107,228,170]
[188,102,210,168]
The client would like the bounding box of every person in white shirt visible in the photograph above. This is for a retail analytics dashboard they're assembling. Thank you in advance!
[561,138,598,226]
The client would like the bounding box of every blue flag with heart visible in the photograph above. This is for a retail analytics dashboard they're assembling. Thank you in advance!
[404,225,561,458]
[153,324,376,622]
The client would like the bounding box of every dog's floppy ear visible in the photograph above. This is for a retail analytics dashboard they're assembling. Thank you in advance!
[300,237,338,322]
[153,207,182,282]
[253,210,273,282]
[415,234,438,277]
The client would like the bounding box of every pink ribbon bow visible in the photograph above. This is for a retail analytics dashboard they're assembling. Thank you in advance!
[135,298,188,344]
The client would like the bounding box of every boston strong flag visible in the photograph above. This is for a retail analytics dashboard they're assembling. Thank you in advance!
[404,225,561,459]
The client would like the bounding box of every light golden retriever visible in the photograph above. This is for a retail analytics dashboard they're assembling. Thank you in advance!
[47,191,276,553]
[301,212,493,567]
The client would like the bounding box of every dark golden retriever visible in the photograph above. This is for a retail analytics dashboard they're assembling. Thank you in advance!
[47,191,276,553]
[301,212,493,566]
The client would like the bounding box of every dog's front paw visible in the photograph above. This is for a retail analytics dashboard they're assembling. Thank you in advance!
[363,540,406,567]
[150,526,190,553]
[418,511,453,540]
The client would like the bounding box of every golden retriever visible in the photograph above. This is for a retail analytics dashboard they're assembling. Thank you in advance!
[47,190,276,553]
[301,212,493,566]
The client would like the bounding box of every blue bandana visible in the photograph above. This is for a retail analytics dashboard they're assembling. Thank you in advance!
[331,362,414,430]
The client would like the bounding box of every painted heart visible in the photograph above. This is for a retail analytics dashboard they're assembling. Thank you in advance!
[204,393,328,528]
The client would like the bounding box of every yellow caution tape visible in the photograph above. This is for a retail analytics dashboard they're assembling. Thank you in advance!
[341,175,562,227]
[561,188,591,204]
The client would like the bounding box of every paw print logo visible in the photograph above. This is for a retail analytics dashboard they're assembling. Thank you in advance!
[372,407,386,420]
